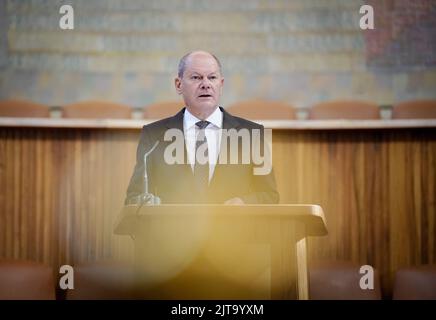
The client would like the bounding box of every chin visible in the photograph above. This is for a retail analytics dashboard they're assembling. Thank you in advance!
[195,103,216,111]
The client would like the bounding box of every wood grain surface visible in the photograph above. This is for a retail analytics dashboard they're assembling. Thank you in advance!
[1,126,435,297]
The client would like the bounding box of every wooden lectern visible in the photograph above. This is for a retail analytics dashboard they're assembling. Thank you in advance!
[114,204,327,300]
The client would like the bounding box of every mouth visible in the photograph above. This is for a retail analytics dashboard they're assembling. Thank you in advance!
[198,94,213,98]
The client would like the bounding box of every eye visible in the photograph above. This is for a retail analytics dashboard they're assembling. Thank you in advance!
[191,75,201,80]
[209,75,217,80]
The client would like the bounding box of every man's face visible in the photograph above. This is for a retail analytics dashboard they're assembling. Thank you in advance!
[175,53,224,116]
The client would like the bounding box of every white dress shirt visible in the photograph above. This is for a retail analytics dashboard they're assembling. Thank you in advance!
[183,107,223,183]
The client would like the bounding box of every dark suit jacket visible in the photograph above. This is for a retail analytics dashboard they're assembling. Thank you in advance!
[125,107,279,204]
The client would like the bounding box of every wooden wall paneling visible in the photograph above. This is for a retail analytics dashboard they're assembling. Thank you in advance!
[41,129,54,264]
[1,126,435,297]
[108,130,137,263]
[272,129,436,297]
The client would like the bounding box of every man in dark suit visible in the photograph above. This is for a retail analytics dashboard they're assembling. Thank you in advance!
[125,51,279,205]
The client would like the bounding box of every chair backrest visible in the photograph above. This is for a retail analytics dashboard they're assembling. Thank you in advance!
[226,100,296,120]
[392,100,436,119]
[0,259,55,300]
[308,100,380,120]
[309,260,382,300]
[393,265,436,300]
[143,101,184,119]
[65,261,135,300]
[0,100,50,118]
[62,101,132,119]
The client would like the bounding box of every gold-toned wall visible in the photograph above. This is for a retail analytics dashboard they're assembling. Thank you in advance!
[2,0,436,108]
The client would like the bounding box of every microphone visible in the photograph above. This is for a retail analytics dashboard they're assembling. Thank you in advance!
[130,140,161,205]
[142,141,160,203]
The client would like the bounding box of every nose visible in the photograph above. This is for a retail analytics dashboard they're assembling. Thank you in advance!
[200,78,211,89]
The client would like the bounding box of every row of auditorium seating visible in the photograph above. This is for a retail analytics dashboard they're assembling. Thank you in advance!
[0,259,435,300]
[1,99,436,120]
[309,261,436,300]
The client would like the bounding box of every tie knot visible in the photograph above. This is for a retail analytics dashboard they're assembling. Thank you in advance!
[196,120,210,130]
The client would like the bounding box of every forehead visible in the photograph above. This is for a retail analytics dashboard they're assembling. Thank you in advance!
[184,54,220,75]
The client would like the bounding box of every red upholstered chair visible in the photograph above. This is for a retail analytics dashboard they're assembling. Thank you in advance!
[227,100,296,120]
[65,261,135,300]
[392,100,436,119]
[309,260,382,300]
[62,101,132,119]
[143,101,184,119]
[393,265,436,300]
[308,100,380,120]
[0,100,50,118]
[0,260,55,300]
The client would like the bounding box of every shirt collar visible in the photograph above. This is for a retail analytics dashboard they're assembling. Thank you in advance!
[184,106,223,130]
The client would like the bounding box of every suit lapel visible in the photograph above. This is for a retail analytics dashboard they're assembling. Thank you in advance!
[164,107,189,163]
[209,107,242,188]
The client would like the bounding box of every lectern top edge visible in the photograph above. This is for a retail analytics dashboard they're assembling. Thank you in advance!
[113,204,327,237]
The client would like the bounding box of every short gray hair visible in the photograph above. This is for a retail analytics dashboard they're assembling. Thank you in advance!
[177,51,223,78]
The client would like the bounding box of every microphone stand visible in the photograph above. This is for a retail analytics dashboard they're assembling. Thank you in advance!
[141,140,161,205]
[129,140,161,206]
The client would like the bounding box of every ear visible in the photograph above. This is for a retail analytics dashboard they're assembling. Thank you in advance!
[175,77,182,95]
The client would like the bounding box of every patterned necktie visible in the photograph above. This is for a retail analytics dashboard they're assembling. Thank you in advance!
[194,120,210,192]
